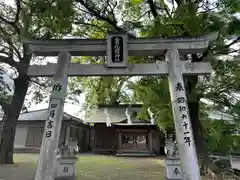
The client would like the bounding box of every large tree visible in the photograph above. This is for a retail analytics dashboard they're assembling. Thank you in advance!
[0,0,74,164]
[66,0,240,176]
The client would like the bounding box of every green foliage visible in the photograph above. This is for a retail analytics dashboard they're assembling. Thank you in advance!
[202,120,238,155]
[127,77,174,131]
[0,91,12,106]
[27,0,75,38]
[9,0,238,140]
[202,58,240,110]
[227,17,240,35]
[65,0,240,136]
[232,135,240,152]
[69,56,131,110]
[0,0,77,110]
[131,0,144,5]
[219,0,240,14]
[77,76,130,106]
[231,102,240,123]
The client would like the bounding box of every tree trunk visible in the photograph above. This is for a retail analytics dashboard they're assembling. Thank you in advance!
[186,74,222,178]
[188,101,209,172]
[186,78,209,172]
[0,74,29,164]
[0,49,31,164]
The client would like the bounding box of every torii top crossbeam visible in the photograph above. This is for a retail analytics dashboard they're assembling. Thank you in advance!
[23,33,217,57]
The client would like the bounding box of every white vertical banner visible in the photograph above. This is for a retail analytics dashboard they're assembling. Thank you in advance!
[166,49,200,180]
[125,108,132,125]
[34,51,71,180]
[104,108,112,127]
[147,107,155,125]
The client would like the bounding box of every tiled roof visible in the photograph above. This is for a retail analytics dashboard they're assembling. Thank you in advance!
[85,105,235,124]
[85,106,150,123]
[0,104,234,126]
[0,109,86,124]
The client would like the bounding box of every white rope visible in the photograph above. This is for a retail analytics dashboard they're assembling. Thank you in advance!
[104,108,111,127]
[125,108,132,125]
[147,107,155,125]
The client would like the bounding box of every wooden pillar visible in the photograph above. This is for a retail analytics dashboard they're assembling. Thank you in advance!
[148,131,153,154]
[65,125,71,145]
[91,127,96,150]
[166,49,200,180]
[34,51,71,180]
[118,131,122,154]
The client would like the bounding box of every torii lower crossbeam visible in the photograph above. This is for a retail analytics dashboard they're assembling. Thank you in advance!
[27,61,212,77]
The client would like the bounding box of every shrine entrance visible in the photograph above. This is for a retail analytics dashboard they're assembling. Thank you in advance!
[119,130,150,153]
[24,32,217,180]
[121,133,148,151]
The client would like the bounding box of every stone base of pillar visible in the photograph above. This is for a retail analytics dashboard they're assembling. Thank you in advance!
[165,158,182,180]
[55,156,78,180]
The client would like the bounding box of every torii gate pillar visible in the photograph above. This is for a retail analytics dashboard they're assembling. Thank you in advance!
[166,49,200,180]
[34,51,71,180]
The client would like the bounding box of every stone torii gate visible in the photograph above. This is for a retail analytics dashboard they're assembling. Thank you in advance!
[24,32,217,180]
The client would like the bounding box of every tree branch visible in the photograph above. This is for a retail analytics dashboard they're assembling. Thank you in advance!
[175,0,182,6]
[0,26,22,60]
[74,21,107,34]
[0,14,20,35]
[147,0,158,18]
[171,0,176,12]
[0,55,18,68]
[76,0,118,28]
[214,49,240,55]
[29,78,51,88]
[0,48,9,56]
[114,76,131,102]
[0,1,21,34]
[196,45,213,62]
[107,0,117,13]
[73,3,95,16]
[0,15,14,28]
[106,0,118,23]
[224,36,240,49]
[13,0,21,23]
[156,1,172,19]
[75,0,136,38]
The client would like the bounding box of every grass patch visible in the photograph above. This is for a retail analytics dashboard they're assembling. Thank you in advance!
[9,153,166,180]
[13,153,39,164]
[1,153,233,180]
[75,155,166,180]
